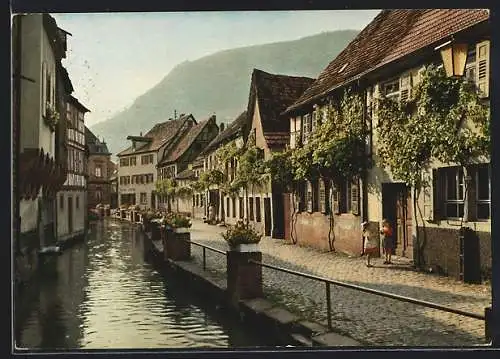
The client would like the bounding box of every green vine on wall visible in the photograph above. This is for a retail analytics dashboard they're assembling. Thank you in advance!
[377,65,490,189]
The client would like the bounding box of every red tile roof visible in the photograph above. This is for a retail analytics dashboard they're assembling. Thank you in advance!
[286,9,489,113]
[159,116,216,165]
[200,110,248,156]
[117,114,195,156]
[247,69,314,143]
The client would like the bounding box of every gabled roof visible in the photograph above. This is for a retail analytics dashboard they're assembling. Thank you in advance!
[286,9,489,114]
[85,126,111,155]
[175,168,196,180]
[68,95,91,113]
[200,111,248,156]
[247,69,314,145]
[158,116,215,165]
[117,114,195,156]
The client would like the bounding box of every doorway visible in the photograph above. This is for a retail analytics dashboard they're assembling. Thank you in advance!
[271,192,285,239]
[263,197,272,236]
[151,191,156,209]
[382,183,413,259]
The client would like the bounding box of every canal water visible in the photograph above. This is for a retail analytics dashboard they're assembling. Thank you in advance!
[15,220,277,350]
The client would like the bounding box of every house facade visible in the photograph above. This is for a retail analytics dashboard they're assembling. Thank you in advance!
[14,14,72,282]
[197,111,248,224]
[243,69,314,237]
[85,127,114,209]
[116,114,196,209]
[284,9,490,278]
[56,95,90,243]
[156,115,219,212]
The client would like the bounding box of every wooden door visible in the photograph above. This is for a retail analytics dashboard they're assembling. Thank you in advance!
[272,192,285,239]
[396,186,413,259]
[283,193,291,241]
[264,197,272,236]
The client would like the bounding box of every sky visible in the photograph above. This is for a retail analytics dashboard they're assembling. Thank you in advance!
[52,10,380,127]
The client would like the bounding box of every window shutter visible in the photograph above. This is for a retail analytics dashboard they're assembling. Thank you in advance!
[307,181,313,212]
[422,171,434,221]
[41,62,47,116]
[350,177,360,215]
[319,179,326,213]
[432,169,442,220]
[399,73,411,103]
[332,182,340,214]
[476,40,490,98]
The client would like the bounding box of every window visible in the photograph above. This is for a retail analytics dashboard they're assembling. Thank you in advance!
[141,154,154,165]
[249,198,254,220]
[76,196,79,209]
[331,177,359,215]
[120,158,130,167]
[444,167,465,219]
[60,194,64,210]
[95,166,102,178]
[255,198,261,222]
[226,197,231,217]
[130,157,137,166]
[239,197,244,219]
[383,79,400,100]
[232,197,236,218]
[140,192,147,204]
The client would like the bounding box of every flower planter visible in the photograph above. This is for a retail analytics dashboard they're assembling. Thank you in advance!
[229,243,259,253]
[226,249,263,308]
[164,228,191,261]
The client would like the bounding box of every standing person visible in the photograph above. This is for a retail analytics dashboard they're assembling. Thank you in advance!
[362,222,378,267]
[380,219,394,264]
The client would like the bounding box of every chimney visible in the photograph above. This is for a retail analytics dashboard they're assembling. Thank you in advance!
[219,123,225,133]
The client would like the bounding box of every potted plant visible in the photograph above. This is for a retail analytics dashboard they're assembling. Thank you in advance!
[44,102,59,132]
[222,220,262,252]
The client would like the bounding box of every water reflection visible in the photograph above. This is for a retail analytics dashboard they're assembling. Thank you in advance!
[16,219,275,350]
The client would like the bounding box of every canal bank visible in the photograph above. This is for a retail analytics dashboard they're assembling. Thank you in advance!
[15,219,279,350]
[139,220,360,348]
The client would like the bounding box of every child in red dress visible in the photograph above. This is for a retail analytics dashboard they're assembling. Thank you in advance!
[380,219,394,264]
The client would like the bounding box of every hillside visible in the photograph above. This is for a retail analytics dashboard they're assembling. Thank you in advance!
[90,30,359,156]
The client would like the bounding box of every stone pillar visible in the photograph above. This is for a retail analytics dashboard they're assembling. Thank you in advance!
[226,250,263,308]
[165,229,191,261]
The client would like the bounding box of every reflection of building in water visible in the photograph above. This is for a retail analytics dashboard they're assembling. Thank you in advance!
[16,242,88,349]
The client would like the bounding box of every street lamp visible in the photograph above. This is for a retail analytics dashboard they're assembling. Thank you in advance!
[435,39,468,77]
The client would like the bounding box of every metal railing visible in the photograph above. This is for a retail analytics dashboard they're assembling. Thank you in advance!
[248,259,485,331]
[187,240,226,271]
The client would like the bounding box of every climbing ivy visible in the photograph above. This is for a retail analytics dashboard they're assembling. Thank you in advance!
[310,90,368,180]
[263,149,295,192]
[377,65,490,189]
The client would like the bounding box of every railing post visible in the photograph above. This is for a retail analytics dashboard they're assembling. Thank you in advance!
[203,247,206,271]
[326,282,332,331]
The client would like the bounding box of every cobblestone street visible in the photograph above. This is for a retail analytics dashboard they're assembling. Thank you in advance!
[188,219,491,347]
